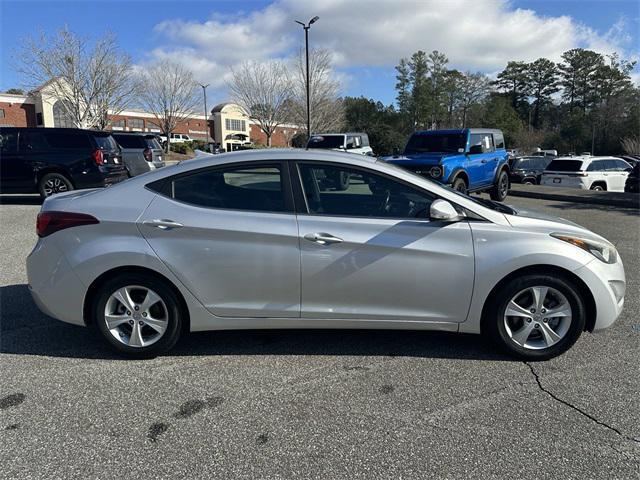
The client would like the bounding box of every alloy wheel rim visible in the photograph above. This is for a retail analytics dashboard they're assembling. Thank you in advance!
[104,285,168,348]
[503,286,572,350]
[43,178,69,196]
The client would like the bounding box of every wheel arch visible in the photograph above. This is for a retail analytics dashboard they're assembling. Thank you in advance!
[449,168,469,186]
[83,265,191,334]
[480,264,597,333]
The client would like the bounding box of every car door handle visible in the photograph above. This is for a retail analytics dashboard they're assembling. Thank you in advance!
[143,219,183,230]
[304,232,343,245]
[481,159,488,164]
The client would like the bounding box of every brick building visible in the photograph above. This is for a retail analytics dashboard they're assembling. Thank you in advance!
[0,82,300,149]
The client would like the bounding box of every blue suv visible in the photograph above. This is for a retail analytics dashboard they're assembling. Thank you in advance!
[383,128,510,201]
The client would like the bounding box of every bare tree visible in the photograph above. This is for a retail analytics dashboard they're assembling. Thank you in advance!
[16,28,134,129]
[290,48,344,137]
[621,136,640,155]
[228,61,292,147]
[136,60,199,152]
[458,72,490,127]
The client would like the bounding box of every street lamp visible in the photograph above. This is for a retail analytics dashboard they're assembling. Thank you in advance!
[295,16,319,144]
[199,83,210,150]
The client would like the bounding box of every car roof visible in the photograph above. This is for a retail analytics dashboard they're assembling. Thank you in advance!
[553,156,627,163]
[311,132,368,136]
[411,128,503,135]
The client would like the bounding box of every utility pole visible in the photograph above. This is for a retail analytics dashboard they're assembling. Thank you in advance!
[200,83,210,150]
[295,16,319,143]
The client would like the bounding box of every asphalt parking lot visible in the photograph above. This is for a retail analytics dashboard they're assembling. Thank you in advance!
[1,193,639,479]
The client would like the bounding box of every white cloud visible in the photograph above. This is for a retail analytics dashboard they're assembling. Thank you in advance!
[143,0,639,96]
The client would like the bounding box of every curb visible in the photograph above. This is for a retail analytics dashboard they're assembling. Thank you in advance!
[508,186,640,209]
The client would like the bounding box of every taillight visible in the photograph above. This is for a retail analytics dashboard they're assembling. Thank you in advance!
[143,147,153,162]
[37,211,99,237]
[92,148,104,166]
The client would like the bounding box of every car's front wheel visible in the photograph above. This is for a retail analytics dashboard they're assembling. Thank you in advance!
[484,274,586,360]
[92,273,183,358]
[452,177,467,194]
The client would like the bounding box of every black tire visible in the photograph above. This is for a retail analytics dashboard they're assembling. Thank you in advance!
[522,178,535,185]
[590,183,606,191]
[483,274,586,361]
[452,176,467,194]
[38,172,73,198]
[490,170,509,201]
[92,273,183,358]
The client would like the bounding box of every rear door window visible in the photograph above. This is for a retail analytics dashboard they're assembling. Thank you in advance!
[587,161,607,172]
[144,137,161,149]
[493,132,505,149]
[44,132,92,150]
[0,130,18,153]
[22,131,49,151]
[166,164,288,213]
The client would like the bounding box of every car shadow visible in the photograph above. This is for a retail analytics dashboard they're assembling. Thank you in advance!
[1,284,509,361]
[0,195,43,205]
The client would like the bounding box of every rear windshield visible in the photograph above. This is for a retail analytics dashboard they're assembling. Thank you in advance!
[545,160,583,172]
[514,157,551,170]
[308,135,344,149]
[93,134,118,150]
[404,133,467,154]
[113,135,146,149]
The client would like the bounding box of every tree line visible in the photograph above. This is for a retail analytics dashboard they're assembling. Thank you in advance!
[342,49,639,156]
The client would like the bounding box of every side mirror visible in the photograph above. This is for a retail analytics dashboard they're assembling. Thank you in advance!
[430,199,463,222]
[468,144,483,155]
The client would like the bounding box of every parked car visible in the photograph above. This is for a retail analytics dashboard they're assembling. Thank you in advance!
[112,133,165,176]
[307,133,373,156]
[27,149,625,360]
[509,156,553,185]
[624,161,640,193]
[382,128,510,201]
[540,156,632,192]
[0,127,128,198]
[158,133,192,149]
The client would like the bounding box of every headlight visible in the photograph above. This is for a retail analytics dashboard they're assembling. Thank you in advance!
[551,233,618,264]
[430,166,442,178]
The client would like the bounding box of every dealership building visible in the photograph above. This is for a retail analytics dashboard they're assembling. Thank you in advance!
[0,81,299,150]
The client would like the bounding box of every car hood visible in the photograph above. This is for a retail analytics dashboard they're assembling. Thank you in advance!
[381,152,462,166]
[504,207,610,243]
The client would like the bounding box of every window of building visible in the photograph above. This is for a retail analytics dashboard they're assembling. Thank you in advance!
[111,119,126,129]
[52,100,75,128]
[128,118,144,129]
[225,118,246,131]
[0,108,5,119]
[298,163,435,218]
[165,165,286,212]
[36,113,43,126]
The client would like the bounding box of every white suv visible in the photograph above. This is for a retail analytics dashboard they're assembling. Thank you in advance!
[540,156,632,192]
[307,133,374,156]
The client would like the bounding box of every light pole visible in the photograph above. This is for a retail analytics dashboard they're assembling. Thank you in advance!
[295,16,319,143]
[199,83,210,150]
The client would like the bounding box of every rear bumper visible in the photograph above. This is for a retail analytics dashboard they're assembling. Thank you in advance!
[26,238,86,326]
[540,176,588,189]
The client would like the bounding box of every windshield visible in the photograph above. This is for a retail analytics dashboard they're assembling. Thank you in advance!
[404,133,467,154]
[307,135,344,149]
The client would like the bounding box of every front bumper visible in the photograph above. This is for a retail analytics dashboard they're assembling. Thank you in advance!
[573,256,626,331]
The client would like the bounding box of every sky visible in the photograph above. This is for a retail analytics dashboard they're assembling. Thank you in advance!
[1,0,639,107]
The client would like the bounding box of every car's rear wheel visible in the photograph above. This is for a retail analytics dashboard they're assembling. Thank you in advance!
[590,183,606,191]
[92,273,183,358]
[484,274,586,360]
[452,177,467,194]
[490,170,509,201]
[39,173,73,198]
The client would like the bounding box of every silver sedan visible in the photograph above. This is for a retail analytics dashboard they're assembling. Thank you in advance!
[27,149,626,359]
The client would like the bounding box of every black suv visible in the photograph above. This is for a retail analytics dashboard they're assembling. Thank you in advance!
[508,156,553,185]
[0,127,128,198]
